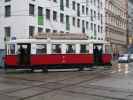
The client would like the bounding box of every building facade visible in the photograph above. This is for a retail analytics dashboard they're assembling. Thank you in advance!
[105,0,128,55]
[0,0,105,48]
[128,0,133,45]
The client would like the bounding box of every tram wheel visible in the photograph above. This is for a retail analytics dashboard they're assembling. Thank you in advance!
[30,68,34,73]
[78,67,84,71]
[42,68,48,73]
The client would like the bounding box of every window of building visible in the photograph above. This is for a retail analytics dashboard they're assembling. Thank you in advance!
[94,24,96,34]
[38,6,43,16]
[4,27,11,40]
[82,5,85,14]
[86,7,88,15]
[77,3,80,16]
[98,12,100,20]
[53,30,57,33]
[94,11,96,19]
[100,2,103,8]
[38,6,43,25]
[98,25,100,32]
[66,44,75,53]
[60,0,64,11]
[86,21,89,30]
[72,1,76,10]
[38,27,43,33]
[36,44,47,54]
[5,5,11,17]
[101,26,103,33]
[46,9,50,20]
[77,18,80,27]
[66,0,69,8]
[52,44,61,53]
[53,11,57,21]
[82,20,85,33]
[60,31,64,33]
[60,13,64,23]
[5,0,11,2]
[82,20,85,28]
[29,26,35,38]
[98,0,100,8]
[53,0,57,2]
[29,4,34,16]
[66,15,70,30]
[91,23,93,32]
[72,17,75,26]
[90,9,93,21]
[101,14,103,24]
[46,28,51,33]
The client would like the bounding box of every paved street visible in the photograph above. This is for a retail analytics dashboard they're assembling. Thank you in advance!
[0,63,133,100]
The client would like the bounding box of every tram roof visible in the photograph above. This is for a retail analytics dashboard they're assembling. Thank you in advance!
[6,39,109,44]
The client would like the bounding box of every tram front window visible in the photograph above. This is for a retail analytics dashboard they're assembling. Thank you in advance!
[52,44,61,54]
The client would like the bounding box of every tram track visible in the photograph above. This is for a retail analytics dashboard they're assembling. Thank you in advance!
[0,71,97,92]
[0,69,115,100]
[18,71,133,100]
[60,89,127,100]
[0,73,99,99]
[19,73,111,100]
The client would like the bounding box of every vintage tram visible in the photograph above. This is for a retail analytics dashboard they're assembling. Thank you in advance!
[3,39,112,71]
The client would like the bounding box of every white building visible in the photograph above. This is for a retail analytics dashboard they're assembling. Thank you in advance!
[0,0,105,66]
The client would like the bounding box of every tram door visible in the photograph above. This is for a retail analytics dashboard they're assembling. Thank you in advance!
[17,43,31,65]
[93,44,103,64]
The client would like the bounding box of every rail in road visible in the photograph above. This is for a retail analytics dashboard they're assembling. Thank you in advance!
[0,63,133,100]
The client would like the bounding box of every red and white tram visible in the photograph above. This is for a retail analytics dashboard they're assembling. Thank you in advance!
[4,39,112,71]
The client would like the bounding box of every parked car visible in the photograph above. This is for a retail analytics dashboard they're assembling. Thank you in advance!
[129,54,133,62]
[118,54,129,63]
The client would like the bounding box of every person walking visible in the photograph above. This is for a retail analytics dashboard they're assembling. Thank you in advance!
[94,46,99,64]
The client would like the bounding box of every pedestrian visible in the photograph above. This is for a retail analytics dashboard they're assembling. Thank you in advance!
[18,45,25,64]
[94,46,99,64]
[99,47,103,64]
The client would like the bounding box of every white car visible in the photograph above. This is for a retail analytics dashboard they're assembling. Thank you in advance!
[129,54,133,61]
[118,54,129,63]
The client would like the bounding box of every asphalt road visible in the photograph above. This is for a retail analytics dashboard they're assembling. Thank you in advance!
[0,63,133,100]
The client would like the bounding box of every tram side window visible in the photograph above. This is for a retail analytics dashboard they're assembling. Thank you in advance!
[80,44,89,53]
[36,44,47,54]
[17,45,29,55]
[52,44,61,54]
[66,44,76,53]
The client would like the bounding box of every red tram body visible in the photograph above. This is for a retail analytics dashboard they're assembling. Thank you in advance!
[4,39,112,70]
